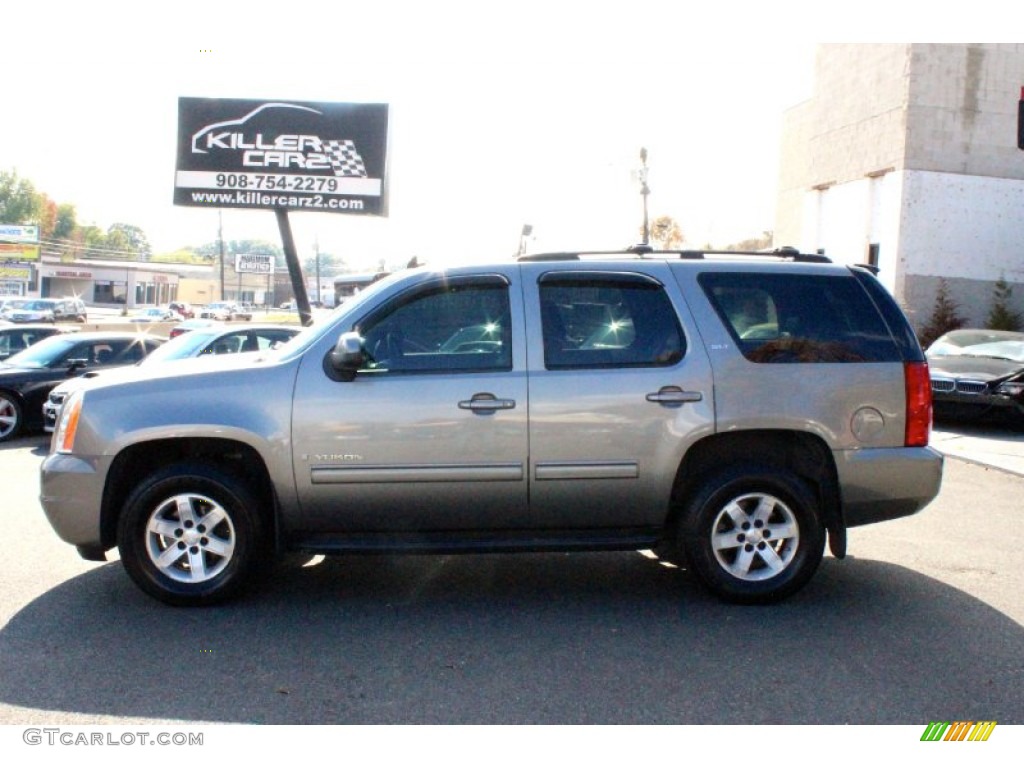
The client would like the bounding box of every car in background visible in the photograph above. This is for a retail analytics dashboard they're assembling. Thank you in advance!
[42,324,300,431]
[128,307,183,323]
[53,297,88,322]
[927,328,1024,425]
[6,299,57,323]
[0,331,164,442]
[199,302,252,321]
[5,297,87,324]
[168,318,221,339]
[169,301,194,319]
[0,298,30,319]
[0,324,76,362]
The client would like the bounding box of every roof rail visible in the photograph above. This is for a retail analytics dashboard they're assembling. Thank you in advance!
[518,246,831,264]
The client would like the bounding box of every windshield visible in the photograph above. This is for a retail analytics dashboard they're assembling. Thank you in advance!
[2,336,80,368]
[140,331,220,364]
[928,331,1024,363]
[274,271,410,361]
[20,300,56,311]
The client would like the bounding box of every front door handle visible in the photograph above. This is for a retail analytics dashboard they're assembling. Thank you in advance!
[459,393,517,412]
[646,386,703,404]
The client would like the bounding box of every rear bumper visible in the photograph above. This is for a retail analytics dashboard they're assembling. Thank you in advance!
[834,446,944,527]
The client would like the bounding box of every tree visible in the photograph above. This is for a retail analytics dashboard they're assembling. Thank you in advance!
[648,215,684,249]
[36,195,58,240]
[197,239,282,261]
[918,278,966,348]
[151,248,209,264]
[303,251,348,276]
[107,223,151,259]
[54,203,77,239]
[985,275,1022,331]
[727,231,774,251]
[0,169,41,225]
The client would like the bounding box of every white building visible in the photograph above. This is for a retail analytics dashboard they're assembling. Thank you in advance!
[775,43,1024,329]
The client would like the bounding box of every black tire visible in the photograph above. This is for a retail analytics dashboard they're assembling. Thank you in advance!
[0,392,24,443]
[679,465,824,604]
[117,463,268,606]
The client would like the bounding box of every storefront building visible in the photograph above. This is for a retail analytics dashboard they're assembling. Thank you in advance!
[37,258,195,309]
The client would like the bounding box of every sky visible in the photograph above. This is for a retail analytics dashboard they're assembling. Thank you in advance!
[2,1,1017,273]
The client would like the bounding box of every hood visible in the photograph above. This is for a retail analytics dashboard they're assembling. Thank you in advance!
[65,350,276,396]
[926,354,1024,382]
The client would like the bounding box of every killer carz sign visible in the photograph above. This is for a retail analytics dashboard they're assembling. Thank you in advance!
[174,98,389,216]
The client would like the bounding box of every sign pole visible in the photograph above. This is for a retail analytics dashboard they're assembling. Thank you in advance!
[275,209,313,326]
[1018,86,1024,150]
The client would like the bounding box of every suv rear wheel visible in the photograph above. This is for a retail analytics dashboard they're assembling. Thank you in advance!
[117,464,267,606]
[679,465,824,604]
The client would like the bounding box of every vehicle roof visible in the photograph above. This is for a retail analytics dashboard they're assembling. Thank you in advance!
[517,245,832,264]
[0,323,66,332]
[45,330,165,342]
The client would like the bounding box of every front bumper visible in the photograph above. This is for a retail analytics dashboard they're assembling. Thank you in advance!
[931,389,1024,420]
[39,452,108,552]
[42,400,59,432]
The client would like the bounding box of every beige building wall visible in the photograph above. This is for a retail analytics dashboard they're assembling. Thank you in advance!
[776,43,1024,331]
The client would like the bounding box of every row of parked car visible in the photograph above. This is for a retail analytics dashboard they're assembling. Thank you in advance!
[0,319,300,442]
[0,297,262,326]
[0,297,88,323]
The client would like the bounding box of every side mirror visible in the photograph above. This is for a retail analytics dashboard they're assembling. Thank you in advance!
[328,331,366,381]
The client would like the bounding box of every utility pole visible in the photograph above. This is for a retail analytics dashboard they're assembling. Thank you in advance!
[314,237,321,306]
[218,210,225,300]
[638,147,651,246]
[517,224,532,256]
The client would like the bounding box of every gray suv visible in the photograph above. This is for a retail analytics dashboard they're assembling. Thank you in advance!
[40,248,943,606]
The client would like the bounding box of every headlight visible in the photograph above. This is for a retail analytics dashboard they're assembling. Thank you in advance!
[53,389,84,454]
[996,381,1024,396]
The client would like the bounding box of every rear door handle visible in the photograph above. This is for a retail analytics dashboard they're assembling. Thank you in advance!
[646,386,703,404]
[459,393,517,412]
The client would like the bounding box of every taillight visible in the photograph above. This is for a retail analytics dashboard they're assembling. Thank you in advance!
[904,361,932,447]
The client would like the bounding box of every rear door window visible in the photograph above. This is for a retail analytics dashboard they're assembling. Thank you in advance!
[539,272,684,369]
[699,272,901,363]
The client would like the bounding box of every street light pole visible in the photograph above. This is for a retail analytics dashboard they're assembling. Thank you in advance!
[314,237,321,306]
[218,210,225,301]
[639,147,650,246]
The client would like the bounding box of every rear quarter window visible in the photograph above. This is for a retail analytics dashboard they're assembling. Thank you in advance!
[698,272,901,363]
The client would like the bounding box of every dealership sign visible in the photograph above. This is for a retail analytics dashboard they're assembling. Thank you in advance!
[235,253,275,275]
[0,225,39,243]
[174,98,389,215]
[0,224,39,261]
[0,242,39,261]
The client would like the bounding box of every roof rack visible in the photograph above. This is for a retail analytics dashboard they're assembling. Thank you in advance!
[518,245,832,264]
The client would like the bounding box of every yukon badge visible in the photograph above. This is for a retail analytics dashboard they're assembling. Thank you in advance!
[301,454,364,462]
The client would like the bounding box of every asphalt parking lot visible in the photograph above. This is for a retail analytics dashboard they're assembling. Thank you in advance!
[0,420,1022,733]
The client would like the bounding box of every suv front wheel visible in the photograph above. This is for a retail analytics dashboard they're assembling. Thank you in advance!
[679,465,824,604]
[117,463,267,606]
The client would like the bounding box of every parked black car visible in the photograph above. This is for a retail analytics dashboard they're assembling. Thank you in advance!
[927,329,1024,425]
[0,324,74,361]
[0,331,164,442]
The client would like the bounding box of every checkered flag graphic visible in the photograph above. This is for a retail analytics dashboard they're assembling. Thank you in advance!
[322,139,368,177]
